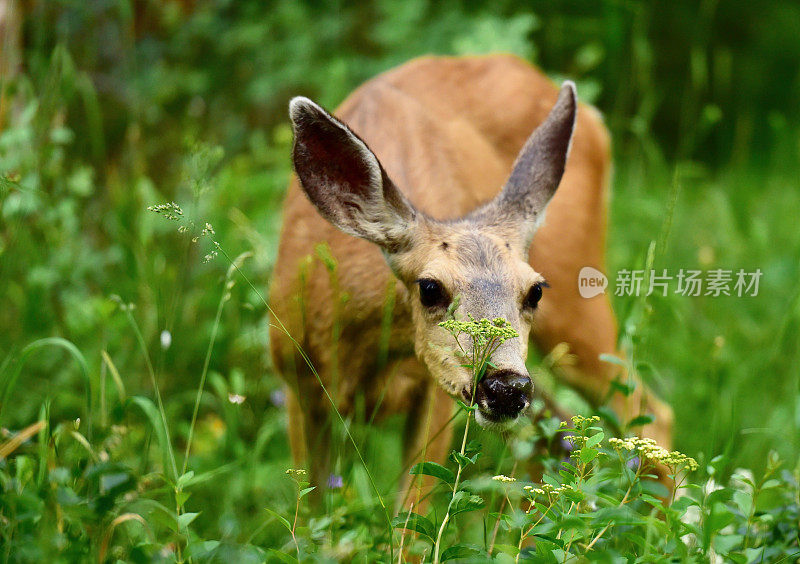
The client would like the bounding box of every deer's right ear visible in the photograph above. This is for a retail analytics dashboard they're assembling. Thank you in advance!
[289,97,417,251]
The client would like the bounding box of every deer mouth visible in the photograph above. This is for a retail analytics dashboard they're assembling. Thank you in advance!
[474,407,526,430]
[460,386,530,430]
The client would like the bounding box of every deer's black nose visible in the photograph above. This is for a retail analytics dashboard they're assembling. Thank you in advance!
[475,370,532,421]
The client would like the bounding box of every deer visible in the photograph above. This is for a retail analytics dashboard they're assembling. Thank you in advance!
[269,54,673,508]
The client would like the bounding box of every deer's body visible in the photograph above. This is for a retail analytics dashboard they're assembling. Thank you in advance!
[270,55,672,498]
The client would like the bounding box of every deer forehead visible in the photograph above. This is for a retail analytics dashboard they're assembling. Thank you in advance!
[399,227,543,292]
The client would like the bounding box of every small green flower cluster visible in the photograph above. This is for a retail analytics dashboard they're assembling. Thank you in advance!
[148,202,221,263]
[285,468,307,479]
[439,315,519,348]
[203,241,221,263]
[609,437,698,471]
[147,202,184,221]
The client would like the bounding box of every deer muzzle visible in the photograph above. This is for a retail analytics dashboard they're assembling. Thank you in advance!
[474,369,532,423]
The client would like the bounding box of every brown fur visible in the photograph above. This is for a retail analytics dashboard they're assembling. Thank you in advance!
[269,54,673,503]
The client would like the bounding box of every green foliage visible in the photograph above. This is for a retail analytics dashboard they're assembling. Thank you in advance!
[1,0,799,561]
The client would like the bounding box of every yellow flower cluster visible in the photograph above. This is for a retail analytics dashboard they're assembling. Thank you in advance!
[571,415,600,427]
[285,468,307,478]
[608,437,698,471]
[563,434,587,446]
[492,474,517,483]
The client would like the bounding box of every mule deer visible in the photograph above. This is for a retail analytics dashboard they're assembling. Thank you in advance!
[269,55,672,503]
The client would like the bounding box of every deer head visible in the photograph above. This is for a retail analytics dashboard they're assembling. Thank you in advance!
[288,83,577,428]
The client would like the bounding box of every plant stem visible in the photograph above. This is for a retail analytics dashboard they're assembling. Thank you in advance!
[488,459,517,555]
[291,493,301,559]
[397,501,414,564]
[516,501,553,562]
[182,280,227,475]
[584,522,611,551]
[123,308,178,481]
[432,410,472,564]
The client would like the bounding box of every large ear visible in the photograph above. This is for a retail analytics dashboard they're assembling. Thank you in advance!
[289,97,417,251]
[478,82,577,246]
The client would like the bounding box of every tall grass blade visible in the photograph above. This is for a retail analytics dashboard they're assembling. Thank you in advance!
[0,420,45,459]
[0,337,92,436]
[131,396,175,481]
[181,252,250,475]
[116,301,179,482]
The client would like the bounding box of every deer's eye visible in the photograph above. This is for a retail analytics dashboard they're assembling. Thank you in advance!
[524,283,544,310]
[417,278,449,309]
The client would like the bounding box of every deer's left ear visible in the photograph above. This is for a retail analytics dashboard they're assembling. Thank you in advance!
[479,81,577,246]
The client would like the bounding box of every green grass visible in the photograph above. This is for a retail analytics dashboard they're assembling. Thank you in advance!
[2,1,800,560]
[2,138,799,560]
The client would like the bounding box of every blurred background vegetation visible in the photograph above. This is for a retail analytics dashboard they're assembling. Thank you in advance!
[1,0,799,558]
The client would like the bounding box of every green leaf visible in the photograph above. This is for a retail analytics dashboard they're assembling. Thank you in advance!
[298,486,316,499]
[706,488,732,506]
[732,490,752,516]
[450,491,485,516]
[130,396,175,481]
[409,461,455,485]
[561,488,585,503]
[488,512,513,531]
[450,450,478,467]
[492,543,520,556]
[441,544,484,561]
[626,414,656,429]
[586,431,604,448]
[671,495,699,513]
[640,479,670,499]
[264,507,292,533]
[465,440,482,455]
[579,447,599,463]
[177,512,199,530]
[392,512,435,541]
[706,503,736,536]
[532,533,565,548]
[542,474,560,488]
[177,471,195,489]
[457,400,478,412]
[176,490,191,507]
[610,380,636,396]
[184,540,221,559]
[267,549,298,564]
[712,533,743,554]
[730,471,755,488]
[640,493,664,507]
[1,337,92,427]
[742,548,765,562]
[176,462,238,488]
